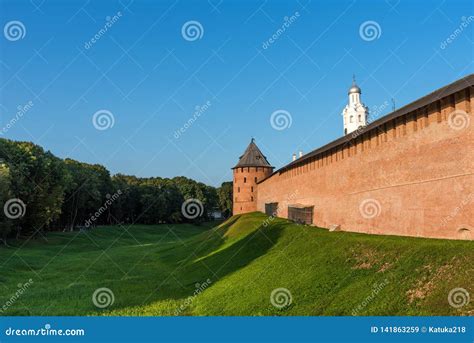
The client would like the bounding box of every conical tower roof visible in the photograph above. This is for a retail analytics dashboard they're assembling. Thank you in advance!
[233,138,273,169]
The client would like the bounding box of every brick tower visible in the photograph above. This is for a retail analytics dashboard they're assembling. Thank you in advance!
[232,139,274,215]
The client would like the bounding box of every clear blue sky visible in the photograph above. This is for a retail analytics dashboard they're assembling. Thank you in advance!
[0,0,472,186]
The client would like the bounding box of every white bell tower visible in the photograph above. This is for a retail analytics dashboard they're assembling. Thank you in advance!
[342,75,369,135]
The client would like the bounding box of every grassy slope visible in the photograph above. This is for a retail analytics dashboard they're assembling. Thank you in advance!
[0,212,472,316]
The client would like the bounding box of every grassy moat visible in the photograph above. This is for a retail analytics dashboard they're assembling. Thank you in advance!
[0,212,472,316]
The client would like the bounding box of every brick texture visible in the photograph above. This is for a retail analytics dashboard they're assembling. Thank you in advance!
[234,85,473,240]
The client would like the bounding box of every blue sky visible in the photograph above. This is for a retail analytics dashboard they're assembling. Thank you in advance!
[0,0,472,186]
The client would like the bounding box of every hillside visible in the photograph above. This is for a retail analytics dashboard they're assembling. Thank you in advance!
[0,212,472,316]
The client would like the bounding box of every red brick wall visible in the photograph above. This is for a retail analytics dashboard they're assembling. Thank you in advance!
[233,166,273,215]
[256,86,473,240]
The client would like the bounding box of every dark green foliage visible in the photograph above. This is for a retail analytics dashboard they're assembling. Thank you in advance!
[0,163,12,243]
[0,139,68,238]
[0,138,223,241]
[217,181,233,217]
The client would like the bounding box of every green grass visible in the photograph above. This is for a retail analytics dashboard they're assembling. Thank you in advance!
[0,212,472,316]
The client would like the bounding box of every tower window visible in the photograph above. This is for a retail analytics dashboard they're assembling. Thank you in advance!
[344,128,347,135]
[350,116,354,123]
[238,187,240,193]
[251,186,254,192]
[244,177,247,183]
[254,177,257,183]
[240,168,243,173]
[358,115,361,121]
[251,196,254,201]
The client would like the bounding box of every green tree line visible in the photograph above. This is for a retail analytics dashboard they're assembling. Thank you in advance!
[0,138,233,244]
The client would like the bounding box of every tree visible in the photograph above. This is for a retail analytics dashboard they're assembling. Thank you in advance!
[173,176,218,220]
[0,139,68,238]
[0,137,223,241]
[217,181,233,218]
[0,162,12,244]
[60,159,113,230]
[110,174,142,224]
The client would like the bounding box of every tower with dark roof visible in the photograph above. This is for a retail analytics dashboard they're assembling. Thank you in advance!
[232,138,274,215]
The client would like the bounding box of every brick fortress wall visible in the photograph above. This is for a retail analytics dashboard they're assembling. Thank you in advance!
[255,82,473,240]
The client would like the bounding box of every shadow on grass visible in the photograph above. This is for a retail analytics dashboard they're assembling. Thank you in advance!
[0,215,284,315]
[98,217,285,315]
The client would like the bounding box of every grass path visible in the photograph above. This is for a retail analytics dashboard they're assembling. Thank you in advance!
[0,213,472,316]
